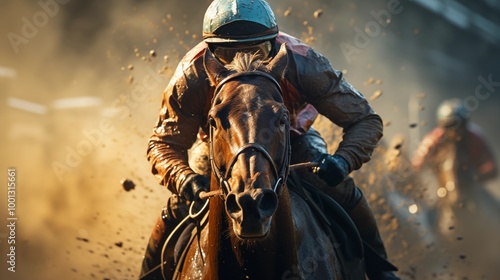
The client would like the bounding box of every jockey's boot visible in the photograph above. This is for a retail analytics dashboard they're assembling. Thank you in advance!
[140,195,190,279]
[139,206,179,280]
[348,196,400,280]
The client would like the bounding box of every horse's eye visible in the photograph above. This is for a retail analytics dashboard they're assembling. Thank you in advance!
[209,117,217,128]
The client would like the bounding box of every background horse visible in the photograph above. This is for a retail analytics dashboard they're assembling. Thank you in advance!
[174,45,353,280]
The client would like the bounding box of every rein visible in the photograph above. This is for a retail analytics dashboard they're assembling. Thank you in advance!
[200,161,319,199]
[208,71,291,199]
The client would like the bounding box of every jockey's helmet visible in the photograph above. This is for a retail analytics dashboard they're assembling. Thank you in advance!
[202,0,278,64]
[436,98,469,128]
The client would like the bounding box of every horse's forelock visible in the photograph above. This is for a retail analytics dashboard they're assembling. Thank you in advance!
[225,52,265,73]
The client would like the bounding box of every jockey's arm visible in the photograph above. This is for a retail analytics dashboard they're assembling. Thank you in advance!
[291,49,383,171]
[410,127,445,171]
[147,139,194,194]
[147,57,210,194]
[467,123,499,182]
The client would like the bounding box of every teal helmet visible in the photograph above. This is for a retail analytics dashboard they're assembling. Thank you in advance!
[203,0,279,43]
[436,98,469,128]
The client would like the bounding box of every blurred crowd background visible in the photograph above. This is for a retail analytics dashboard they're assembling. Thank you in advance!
[1,0,499,279]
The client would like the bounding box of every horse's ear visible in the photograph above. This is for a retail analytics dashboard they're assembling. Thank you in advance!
[266,43,288,81]
[204,48,227,86]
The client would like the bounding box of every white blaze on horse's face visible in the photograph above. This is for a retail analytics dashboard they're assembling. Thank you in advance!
[206,44,289,239]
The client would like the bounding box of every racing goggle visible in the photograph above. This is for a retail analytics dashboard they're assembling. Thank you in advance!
[211,41,273,64]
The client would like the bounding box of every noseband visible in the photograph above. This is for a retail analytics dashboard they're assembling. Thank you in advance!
[209,71,291,198]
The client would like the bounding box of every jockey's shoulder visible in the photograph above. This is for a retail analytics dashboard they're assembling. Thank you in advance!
[467,122,486,136]
[167,42,208,84]
[466,122,491,144]
[178,41,208,71]
[276,32,311,57]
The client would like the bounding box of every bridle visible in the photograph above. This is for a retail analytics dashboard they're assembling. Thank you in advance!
[208,71,291,199]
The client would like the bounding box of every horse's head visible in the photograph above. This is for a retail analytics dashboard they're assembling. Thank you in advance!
[204,44,290,239]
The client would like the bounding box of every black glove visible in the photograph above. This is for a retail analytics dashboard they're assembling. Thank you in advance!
[178,174,210,202]
[313,154,351,187]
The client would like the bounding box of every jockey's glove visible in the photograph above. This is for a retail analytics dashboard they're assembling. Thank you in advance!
[178,173,210,202]
[314,154,351,187]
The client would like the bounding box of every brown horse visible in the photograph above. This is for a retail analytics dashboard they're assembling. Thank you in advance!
[174,45,351,280]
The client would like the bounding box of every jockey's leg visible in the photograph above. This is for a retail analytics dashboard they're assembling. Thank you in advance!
[291,128,399,280]
[140,138,210,279]
[139,195,188,280]
[337,179,400,280]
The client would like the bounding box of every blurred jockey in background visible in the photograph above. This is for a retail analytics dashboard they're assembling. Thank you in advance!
[412,98,498,185]
[412,98,498,231]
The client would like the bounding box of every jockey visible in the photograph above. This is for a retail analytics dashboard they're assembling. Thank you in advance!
[412,98,498,184]
[140,0,399,279]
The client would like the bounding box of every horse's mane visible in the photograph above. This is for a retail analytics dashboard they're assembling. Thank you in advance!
[221,52,282,120]
[225,52,266,73]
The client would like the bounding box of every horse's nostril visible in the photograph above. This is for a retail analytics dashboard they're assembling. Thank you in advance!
[258,190,278,217]
[226,193,241,214]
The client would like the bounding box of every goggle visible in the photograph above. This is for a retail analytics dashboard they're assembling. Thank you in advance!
[212,41,272,64]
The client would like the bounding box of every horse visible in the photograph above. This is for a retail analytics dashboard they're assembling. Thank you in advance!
[170,44,364,280]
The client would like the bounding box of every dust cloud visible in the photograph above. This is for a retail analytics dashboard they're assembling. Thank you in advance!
[1,0,499,279]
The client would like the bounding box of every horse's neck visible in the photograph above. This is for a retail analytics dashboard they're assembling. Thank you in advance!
[229,235,282,279]
[236,187,297,278]
[207,187,298,280]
